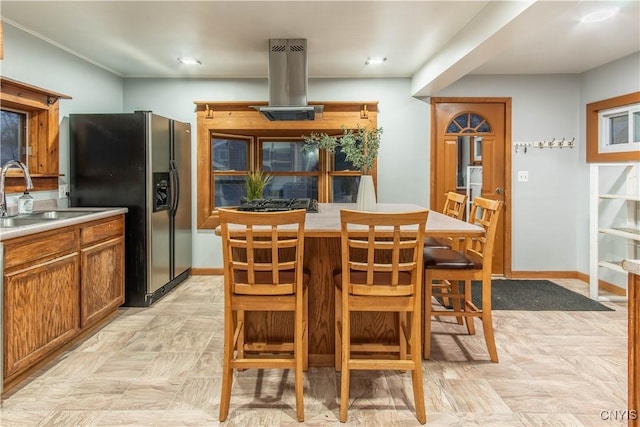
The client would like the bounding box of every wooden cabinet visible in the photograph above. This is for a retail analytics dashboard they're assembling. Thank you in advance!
[80,218,125,328]
[4,253,80,379]
[2,214,124,390]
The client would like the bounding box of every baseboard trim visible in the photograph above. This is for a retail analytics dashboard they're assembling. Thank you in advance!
[510,271,579,279]
[191,268,223,275]
[575,272,626,296]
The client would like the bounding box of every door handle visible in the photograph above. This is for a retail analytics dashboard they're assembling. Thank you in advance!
[169,160,180,214]
[495,187,503,195]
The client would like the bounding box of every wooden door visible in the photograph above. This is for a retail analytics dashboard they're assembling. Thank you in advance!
[430,98,511,275]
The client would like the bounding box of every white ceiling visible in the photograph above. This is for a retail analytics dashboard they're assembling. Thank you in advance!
[2,1,639,96]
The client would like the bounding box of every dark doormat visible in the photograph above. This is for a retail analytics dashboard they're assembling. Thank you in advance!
[469,279,614,311]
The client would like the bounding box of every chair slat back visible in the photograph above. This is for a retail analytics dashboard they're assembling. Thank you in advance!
[219,209,306,295]
[340,209,428,296]
[464,197,503,268]
[442,191,467,219]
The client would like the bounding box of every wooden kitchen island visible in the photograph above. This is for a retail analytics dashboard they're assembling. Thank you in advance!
[218,203,484,366]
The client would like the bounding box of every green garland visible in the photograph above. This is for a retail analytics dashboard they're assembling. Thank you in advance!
[302,125,383,175]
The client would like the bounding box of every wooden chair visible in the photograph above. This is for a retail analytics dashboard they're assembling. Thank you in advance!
[423,197,503,362]
[218,208,309,422]
[424,191,467,311]
[423,191,467,249]
[334,208,428,424]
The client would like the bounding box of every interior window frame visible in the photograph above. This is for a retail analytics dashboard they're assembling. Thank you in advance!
[210,132,252,210]
[0,77,71,192]
[587,91,640,162]
[598,103,640,153]
[195,101,378,229]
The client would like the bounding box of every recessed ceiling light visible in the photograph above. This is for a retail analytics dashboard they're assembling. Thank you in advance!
[365,57,387,65]
[177,57,201,65]
[581,7,619,23]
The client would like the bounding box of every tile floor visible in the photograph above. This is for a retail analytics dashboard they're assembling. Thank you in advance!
[0,276,630,426]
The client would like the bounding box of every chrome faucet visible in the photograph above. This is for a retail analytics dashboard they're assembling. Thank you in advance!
[1,160,34,217]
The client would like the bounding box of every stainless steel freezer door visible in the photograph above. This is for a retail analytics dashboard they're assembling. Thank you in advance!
[148,114,172,294]
[172,120,192,277]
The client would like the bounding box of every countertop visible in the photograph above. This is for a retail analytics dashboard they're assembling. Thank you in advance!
[216,203,484,238]
[623,259,640,275]
[0,207,128,241]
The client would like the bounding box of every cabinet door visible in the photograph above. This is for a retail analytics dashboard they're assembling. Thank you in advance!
[4,253,80,379]
[80,236,125,328]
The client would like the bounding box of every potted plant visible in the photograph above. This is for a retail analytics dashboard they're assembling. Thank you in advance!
[245,170,273,201]
[303,125,383,210]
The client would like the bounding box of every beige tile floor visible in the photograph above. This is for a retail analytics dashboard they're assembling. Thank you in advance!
[0,276,629,426]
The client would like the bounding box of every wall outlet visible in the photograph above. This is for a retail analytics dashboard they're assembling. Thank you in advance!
[517,171,529,182]
[59,184,68,199]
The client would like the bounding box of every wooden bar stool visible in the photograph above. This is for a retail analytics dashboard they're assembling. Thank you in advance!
[424,192,467,311]
[423,191,467,250]
[218,208,309,422]
[334,208,428,424]
[423,197,503,362]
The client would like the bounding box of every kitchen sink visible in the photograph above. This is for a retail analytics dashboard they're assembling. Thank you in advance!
[1,210,95,228]
[28,210,95,219]
[0,217,53,227]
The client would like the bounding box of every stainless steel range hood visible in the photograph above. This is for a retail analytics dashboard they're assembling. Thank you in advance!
[253,39,323,121]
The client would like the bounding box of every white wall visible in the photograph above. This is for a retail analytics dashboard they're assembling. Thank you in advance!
[123,78,430,268]
[432,74,581,272]
[1,23,124,207]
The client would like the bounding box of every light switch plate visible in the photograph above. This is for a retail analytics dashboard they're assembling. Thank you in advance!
[59,184,68,199]
[517,171,529,182]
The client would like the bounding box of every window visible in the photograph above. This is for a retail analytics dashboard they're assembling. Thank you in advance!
[331,149,361,203]
[260,139,319,200]
[196,101,379,229]
[598,103,640,153]
[0,108,27,164]
[587,91,640,162]
[0,77,71,192]
[212,135,250,207]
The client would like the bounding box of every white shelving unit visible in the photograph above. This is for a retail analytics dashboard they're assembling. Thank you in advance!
[589,162,640,301]
[466,165,482,219]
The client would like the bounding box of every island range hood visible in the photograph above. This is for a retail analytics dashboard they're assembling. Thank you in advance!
[253,39,323,121]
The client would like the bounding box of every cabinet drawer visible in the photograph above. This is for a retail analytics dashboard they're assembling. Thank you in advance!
[81,216,124,246]
[4,229,78,270]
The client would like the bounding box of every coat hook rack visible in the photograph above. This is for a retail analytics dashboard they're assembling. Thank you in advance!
[514,137,575,154]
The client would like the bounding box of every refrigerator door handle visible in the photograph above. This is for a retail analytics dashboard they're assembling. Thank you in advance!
[169,160,180,214]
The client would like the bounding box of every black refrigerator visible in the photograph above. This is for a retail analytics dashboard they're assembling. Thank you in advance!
[69,111,192,306]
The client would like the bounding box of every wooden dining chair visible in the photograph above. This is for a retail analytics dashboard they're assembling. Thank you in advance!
[423,191,467,249]
[423,191,467,312]
[334,208,428,424]
[218,208,309,422]
[423,197,503,362]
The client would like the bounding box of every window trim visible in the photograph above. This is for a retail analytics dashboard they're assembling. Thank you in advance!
[195,101,378,229]
[0,77,71,192]
[598,103,640,153]
[587,91,640,162]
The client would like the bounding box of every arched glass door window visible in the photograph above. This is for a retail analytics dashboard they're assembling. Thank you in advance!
[446,112,491,134]
[446,113,492,196]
